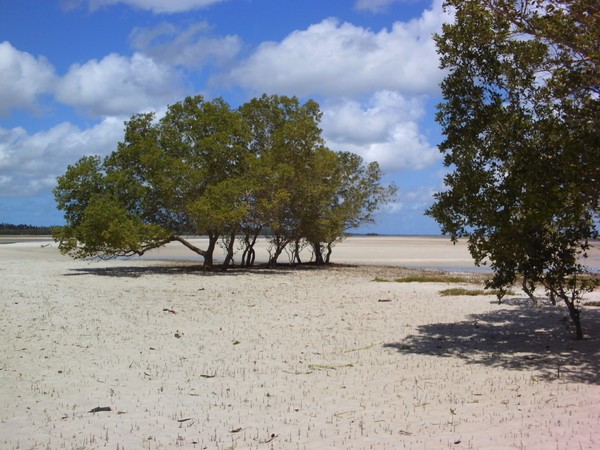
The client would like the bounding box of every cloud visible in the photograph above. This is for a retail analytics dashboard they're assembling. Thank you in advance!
[54,52,184,117]
[322,91,440,173]
[87,0,226,13]
[1,42,186,119]
[130,22,242,69]
[355,0,418,14]
[382,185,437,214]
[0,118,124,196]
[227,2,445,97]
[0,41,57,116]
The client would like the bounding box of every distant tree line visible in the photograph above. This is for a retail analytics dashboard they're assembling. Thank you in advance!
[0,223,54,235]
[53,94,396,269]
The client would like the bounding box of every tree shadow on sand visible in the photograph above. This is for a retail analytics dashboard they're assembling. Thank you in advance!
[65,262,331,278]
[384,297,600,384]
[66,264,207,278]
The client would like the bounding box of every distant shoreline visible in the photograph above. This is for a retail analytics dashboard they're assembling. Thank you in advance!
[0,235,57,245]
[3,235,597,273]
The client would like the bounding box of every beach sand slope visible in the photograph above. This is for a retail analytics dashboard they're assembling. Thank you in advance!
[1,241,599,449]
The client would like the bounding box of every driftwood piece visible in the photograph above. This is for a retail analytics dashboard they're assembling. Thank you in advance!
[88,406,111,413]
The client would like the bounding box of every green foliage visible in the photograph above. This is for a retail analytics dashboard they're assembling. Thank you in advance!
[439,288,514,297]
[372,274,476,283]
[54,195,171,259]
[53,94,395,268]
[393,275,471,283]
[188,178,250,235]
[54,155,104,226]
[428,0,599,338]
[371,277,390,283]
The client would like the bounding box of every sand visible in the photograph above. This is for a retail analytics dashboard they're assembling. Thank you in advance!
[1,237,599,449]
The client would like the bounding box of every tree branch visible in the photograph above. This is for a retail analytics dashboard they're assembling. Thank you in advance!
[171,236,207,257]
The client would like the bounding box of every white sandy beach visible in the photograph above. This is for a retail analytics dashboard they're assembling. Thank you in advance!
[1,237,599,449]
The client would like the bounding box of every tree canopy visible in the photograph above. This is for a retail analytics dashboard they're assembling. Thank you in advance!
[53,94,396,269]
[427,0,599,339]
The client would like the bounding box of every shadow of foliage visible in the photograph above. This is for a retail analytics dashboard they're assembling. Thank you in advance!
[65,261,334,278]
[384,297,600,384]
[66,264,207,278]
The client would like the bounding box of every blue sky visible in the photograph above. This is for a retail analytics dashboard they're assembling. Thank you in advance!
[0,0,450,234]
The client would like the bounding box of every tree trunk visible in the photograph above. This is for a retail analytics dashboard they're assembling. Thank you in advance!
[242,246,255,266]
[222,230,237,271]
[312,241,325,265]
[268,235,288,267]
[242,231,260,267]
[269,247,283,266]
[293,239,302,264]
[522,276,538,305]
[325,242,333,264]
[203,235,218,270]
[172,235,213,269]
[172,235,207,257]
[553,286,584,340]
[563,297,584,340]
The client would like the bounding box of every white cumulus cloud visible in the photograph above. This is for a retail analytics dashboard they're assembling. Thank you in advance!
[0,118,124,196]
[355,0,417,14]
[322,91,440,173]
[382,185,437,214]
[87,0,226,13]
[0,41,57,116]
[54,52,184,117]
[227,2,446,97]
[130,22,242,69]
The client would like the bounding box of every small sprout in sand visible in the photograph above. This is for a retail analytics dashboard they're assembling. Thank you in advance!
[232,339,241,345]
[343,344,374,353]
[259,433,278,444]
[334,405,366,418]
[308,363,354,370]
